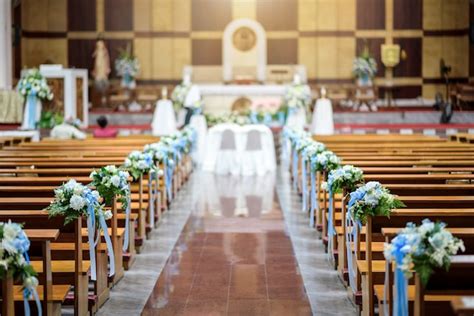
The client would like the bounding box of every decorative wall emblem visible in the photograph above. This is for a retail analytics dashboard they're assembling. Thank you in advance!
[232,27,257,52]
[231,97,252,114]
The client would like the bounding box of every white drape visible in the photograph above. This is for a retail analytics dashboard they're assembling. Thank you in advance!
[151,99,178,136]
[311,98,335,135]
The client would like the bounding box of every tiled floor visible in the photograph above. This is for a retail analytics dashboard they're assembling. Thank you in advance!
[142,172,312,315]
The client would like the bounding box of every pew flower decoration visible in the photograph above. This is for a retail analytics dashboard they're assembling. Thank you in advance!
[0,221,39,307]
[90,165,131,209]
[384,219,465,285]
[302,141,326,160]
[310,150,341,173]
[123,151,155,180]
[17,68,54,101]
[325,165,364,194]
[348,181,405,224]
[46,179,111,224]
[383,220,465,316]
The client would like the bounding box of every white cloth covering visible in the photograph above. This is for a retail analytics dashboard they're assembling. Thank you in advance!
[151,99,178,136]
[310,98,334,135]
[286,107,306,131]
[20,98,41,130]
[203,124,276,176]
[184,85,201,107]
[189,114,207,166]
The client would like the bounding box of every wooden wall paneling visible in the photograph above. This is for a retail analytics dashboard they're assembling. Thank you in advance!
[393,37,422,77]
[394,0,421,30]
[68,0,97,31]
[105,0,133,31]
[267,39,298,64]
[191,0,232,31]
[356,0,385,30]
[191,39,222,65]
[68,39,97,73]
[256,0,297,31]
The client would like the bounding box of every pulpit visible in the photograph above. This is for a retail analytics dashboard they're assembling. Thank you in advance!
[39,66,89,127]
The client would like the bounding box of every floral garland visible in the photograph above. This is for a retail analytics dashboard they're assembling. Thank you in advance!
[17,68,53,101]
[283,83,312,110]
[123,151,155,181]
[0,221,40,315]
[90,165,130,209]
[323,165,364,194]
[383,219,465,316]
[348,181,404,224]
[310,150,341,173]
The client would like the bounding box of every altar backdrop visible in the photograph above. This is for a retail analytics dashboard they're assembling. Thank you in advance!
[16,0,473,99]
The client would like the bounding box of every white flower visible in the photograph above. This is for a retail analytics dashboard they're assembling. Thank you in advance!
[65,179,77,191]
[70,195,86,211]
[137,160,148,170]
[73,185,84,195]
[321,182,328,191]
[105,165,116,173]
[103,210,113,220]
[90,171,97,178]
[110,175,121,187]
[3,222,20,241]
[92,190,100,201]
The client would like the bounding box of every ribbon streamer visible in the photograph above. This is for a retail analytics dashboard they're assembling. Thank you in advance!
[122,186,131,252]
[99,211,115,277]
[310,172,316,228]
[346,211,360,293]
[87,205,97,281]
[301,154,307,212]
[292,149,298,191]
[327,191,335,258]
[148,172,155,228]
[26,94,37,130]
[23,252,42,316]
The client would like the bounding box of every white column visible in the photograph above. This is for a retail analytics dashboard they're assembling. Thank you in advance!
[0,0,13,89]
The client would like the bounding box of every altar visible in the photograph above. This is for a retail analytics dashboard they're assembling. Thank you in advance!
[197,84,287,114]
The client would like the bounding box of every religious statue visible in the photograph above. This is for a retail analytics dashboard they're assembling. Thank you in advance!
[92,39,111,106]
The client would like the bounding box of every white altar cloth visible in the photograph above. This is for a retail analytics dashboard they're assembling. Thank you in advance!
[310,98,334,135]
[203,124,276,175]
[151,99,178,136]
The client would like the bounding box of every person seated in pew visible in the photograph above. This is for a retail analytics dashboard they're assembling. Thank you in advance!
[50,118,86,140]
[93,115,118,138]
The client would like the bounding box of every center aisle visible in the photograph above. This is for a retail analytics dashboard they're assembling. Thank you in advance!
[141,172,312,315]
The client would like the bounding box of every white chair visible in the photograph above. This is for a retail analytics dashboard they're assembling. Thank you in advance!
[240,126,267,176]
[215,127,241,175]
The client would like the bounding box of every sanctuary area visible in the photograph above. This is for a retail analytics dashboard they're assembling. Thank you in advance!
[0,1,473,316]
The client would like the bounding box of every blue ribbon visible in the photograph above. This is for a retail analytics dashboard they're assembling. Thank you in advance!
[148,172,155,227]
[98,211,115,278]
[23,253,42,316]
[250,112,258,124]
[310,172,316,227]
[301,153,307,212]
[263,113,272,125]
[122,189,131,252]
[164,159,173,200]
[86,205,97,281]
[393,250,409,316]
[26,94,37,130]
[278,112,285,125]
[346,210,361,293]
[292,149,298,191]
[327,190,335,257]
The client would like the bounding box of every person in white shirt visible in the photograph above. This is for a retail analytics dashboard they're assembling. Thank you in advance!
[50,119,86,140]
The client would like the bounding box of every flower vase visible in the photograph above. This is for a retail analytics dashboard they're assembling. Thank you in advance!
[122,73,136,90]
[21,94,42,130]
[357,74,372,87]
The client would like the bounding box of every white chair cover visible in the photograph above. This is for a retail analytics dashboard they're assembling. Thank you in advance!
[151,99,178,136]
[286,107,306,130]
[311,98,335,135]
[184,85,201,107]
[189,114,207,167]
[240,125,275,176]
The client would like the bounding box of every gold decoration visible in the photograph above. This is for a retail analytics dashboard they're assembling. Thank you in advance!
[231,97,252,114]
[381,44,401,68]
[232,27,257,52]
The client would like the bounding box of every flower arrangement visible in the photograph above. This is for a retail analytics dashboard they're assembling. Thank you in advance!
[115,46,140,89]
[352,45,377,83]
[384,219,465,285]
[90,165,130,210]
[45,179,111,224]
[310,150,341,173]
[301,141,326,160]
[171,81,191,111]
[123,151,155,180]
[325,165,364,194]
[283,83,312,110]
[295,137,314,154]
[17,68,54,101]
[348,181,404,224]
[0,221,38,304]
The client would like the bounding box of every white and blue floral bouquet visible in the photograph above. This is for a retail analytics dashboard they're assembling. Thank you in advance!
[348,181,404,224]
[123,151,155,181]
[17,68,53,101]
[310,150,341,173]
[324,165,364,194]
[115,47,140,87]
[283,83,312,110]
[301,141,326,160]
[45,179,111,224]
[352,56,377,79]
[384,219,465,285]
[0,221,39,303]
[171,81,191,110]
[90,165,130,209]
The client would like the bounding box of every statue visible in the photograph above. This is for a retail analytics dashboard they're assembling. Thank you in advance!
[92,39,110,106]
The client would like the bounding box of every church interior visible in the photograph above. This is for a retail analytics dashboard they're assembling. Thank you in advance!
[0,0,473,315]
